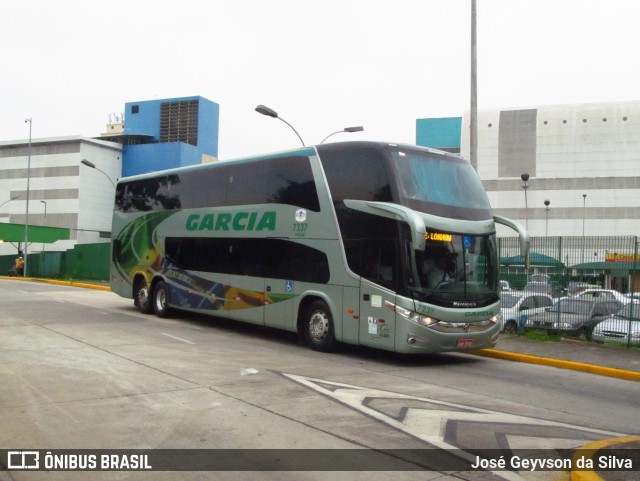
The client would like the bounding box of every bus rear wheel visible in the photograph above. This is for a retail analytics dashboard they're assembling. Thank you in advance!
[153,281,173,318]
[134,278,153,314]
[303,300,336,352]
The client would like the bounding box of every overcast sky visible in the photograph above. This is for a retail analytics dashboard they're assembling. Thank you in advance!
[2,0,639,159]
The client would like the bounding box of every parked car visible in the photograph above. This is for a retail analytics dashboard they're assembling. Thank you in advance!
[564,282,597,296]
[524,298,623,339]
[522,281,553,296]
[592,302,640,345]
[573,288,629,304]
[528,274,551,283]
[499,291,554,334]
[500,280,511,292]
[624,292,640,301]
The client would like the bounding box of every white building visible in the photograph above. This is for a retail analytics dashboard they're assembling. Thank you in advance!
[0,136,122,256]
[460,101,640,237]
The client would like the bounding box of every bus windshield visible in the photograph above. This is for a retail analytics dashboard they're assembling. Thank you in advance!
[389,148,492,221]
[410,231,499,303]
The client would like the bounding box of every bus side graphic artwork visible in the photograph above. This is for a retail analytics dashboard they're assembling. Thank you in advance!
[114,210,295,313]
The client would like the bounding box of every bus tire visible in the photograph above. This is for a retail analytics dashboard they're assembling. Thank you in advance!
[133,277,153,314]
[153,280,173,318]
[303,300,336,352]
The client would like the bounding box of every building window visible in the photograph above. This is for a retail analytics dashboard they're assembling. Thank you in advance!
[131,105,139,114]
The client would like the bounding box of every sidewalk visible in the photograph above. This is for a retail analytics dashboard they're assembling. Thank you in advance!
[473,335,640,382]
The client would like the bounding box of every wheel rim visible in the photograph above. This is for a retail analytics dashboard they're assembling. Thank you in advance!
[137,285,149,307]
[309,310,329,342]
[155,288,166,311]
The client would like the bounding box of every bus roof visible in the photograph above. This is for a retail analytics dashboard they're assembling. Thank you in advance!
[116,141,464,185]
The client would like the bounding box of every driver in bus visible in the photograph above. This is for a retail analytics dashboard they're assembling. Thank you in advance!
[427,249,460,287]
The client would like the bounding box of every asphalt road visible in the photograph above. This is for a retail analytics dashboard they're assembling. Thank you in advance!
[1,280,639,481]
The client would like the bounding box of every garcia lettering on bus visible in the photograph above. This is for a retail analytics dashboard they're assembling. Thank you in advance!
[186,211,276,232]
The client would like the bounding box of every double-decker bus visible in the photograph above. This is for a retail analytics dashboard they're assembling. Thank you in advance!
[110,141,528,353]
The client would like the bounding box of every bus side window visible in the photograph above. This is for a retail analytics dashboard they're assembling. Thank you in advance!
[361,242,396,289]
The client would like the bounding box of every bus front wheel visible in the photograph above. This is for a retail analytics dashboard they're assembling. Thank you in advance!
[303,300,336,352]
[134,278,153,314]
[153,281,173,318]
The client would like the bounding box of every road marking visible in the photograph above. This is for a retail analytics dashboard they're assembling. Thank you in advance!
[281,373,626,480]
[161,333,195,344]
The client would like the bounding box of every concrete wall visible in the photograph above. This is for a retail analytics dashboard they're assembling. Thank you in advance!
[0,137,121,256]
[456,101,640,238]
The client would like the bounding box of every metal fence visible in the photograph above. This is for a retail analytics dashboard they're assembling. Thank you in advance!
[499,235,639,347]
[0,242,110,281]
[499,235,639,293]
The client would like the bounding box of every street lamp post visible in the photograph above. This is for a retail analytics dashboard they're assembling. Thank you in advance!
[40,200,47,253]
[520,173,530,230]
[470,0,478,170]
[81,159,116,189]
[582,194,587,237]
[255,105,305,146]
[582,194,587,264]
[320,126,364,144]
[544,199,550,236]
[24,118,32,277]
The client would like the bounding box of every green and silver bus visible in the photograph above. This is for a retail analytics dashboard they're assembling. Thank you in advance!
[110,141,528,353]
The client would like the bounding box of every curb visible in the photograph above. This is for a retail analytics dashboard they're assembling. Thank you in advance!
[471,349,640,382]
[0,276,111,291]
[571,436,640,481]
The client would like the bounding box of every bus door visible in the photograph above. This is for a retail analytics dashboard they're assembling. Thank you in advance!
[358,240,397,350]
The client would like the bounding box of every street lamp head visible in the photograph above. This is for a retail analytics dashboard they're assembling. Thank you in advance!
[320,126,365,144]
[255,105,278,118]
[81,159,116,189]
[24,118,31,123]
[544,199,550,207]
[520,173,530,182]
[583,193,587,199]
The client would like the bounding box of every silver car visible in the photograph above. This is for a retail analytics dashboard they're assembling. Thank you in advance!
[500,292,554,334]
[525,298,623,340]
[573,288,628,304]
[592,302,640,345]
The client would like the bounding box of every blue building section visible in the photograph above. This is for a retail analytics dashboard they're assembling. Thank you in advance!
[416,117,462,152]
[122,96,219,177]
[123,143,200,176]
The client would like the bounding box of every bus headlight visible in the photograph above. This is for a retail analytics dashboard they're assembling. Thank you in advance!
[385,301,439,327]
[490,313,502,325]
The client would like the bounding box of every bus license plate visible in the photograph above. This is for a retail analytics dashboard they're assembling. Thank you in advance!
[457,339,474,348]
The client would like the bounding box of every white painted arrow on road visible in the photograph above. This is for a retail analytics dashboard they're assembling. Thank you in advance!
[281,372,625,480]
